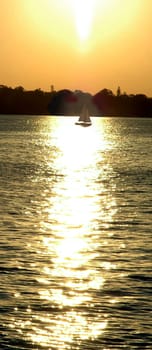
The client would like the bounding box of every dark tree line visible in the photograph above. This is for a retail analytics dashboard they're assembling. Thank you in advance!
[0,85,54,115]
[0,84,152,117]
[92,89,152,117]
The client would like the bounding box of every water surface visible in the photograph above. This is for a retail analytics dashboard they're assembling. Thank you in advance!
[0,115,152,349]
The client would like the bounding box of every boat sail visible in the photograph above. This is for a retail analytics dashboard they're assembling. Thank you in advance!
[75,105,92,126]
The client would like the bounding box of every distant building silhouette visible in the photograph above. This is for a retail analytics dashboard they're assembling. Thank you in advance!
[50,85,55,92]
[117,86,121,96]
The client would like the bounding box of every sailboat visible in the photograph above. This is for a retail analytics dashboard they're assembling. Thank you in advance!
[75,105,92,127]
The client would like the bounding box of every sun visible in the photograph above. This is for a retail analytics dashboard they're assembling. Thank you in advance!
[69,0,96,41]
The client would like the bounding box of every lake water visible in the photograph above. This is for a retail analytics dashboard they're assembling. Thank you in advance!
[0,115,152,350]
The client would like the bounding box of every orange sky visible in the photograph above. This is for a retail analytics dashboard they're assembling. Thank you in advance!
[0,0,152,96]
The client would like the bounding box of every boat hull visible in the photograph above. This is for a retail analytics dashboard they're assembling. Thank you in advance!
[75,121,91,127]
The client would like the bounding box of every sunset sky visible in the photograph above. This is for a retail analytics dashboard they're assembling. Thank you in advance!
[0,0,152,96]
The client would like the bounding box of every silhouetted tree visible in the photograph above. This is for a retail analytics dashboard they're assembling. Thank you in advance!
[15,86,24,92]
[92,89,114,115]
[48,89,77,115]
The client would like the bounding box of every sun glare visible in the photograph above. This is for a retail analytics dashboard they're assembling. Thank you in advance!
[69,0,96,40]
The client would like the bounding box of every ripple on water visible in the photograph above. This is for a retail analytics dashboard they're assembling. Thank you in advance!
[0,116,152,350]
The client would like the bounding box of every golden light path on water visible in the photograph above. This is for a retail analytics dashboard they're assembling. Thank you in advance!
[15,118,118,348]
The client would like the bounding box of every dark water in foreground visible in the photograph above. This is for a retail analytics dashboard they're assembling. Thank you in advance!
[0,115,152,350]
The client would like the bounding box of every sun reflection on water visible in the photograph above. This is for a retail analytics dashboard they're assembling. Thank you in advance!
[12,118,119,348]
[52,117,107,169]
